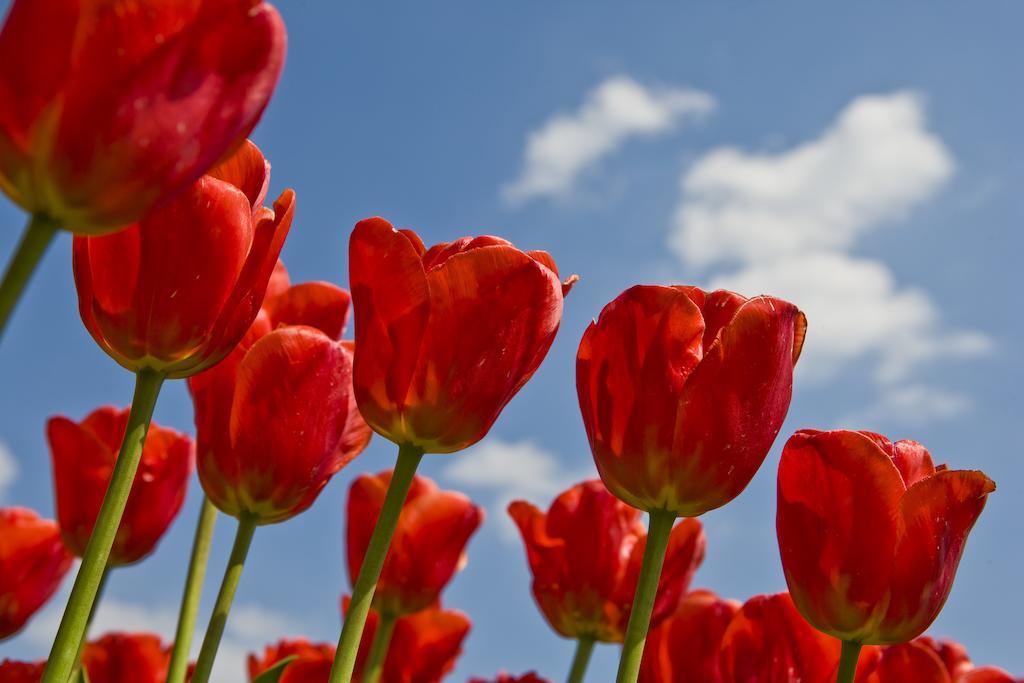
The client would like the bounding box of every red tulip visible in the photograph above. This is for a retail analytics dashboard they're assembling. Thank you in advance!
[864,640,954,683]
[639,590,739,683]
[777,430,995,645]
[249,639,335,683]
[914,637,973,678]
[508,480,705,643]
[0,0,286,233]
[469,675,552,683]
[960,668,1022,683]
[349,217,576,453]
[577,285,806,516]
[47,405,194,566]
[192,321,369,524]
[347,472,483,616]
[81,632,170,683]
[0,660,44,682]
[72,140,292,378]
[0,507,73,639]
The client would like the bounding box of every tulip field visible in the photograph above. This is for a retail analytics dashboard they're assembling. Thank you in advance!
[0,3,1019,683]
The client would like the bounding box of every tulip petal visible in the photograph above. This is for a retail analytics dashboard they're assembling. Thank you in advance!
[208,138,270,209]
[640,590,738,683]
[777,429,904,641]
[0,508,73,639]
[384,607,470,682]
[960,667,1021,683]
[264,282,351,340]
[865,641,951,683]
[880,469,995,643]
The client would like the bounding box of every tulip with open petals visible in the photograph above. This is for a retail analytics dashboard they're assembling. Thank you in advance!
[349,217,576,454]
[509,481,705,644]
[0,0,286,233]
[347,472,483,617]
[777,430,994,647]
[48,406,194,566]
[73,140,293,379]
[639,590,739,683]
[0,507,72,640]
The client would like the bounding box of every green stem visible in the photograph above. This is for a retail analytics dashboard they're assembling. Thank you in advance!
[361,612,396,683]
[166,496,219,683]
[836,640,863,683]
[0,214,58,342]
[327,444,425,683]
[189,514,258,683]
[41,369,165,683]
[69,568,110,681]
[615,509,676,683]
[567,636,596,683]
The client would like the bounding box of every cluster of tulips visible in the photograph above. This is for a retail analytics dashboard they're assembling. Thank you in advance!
[0,1,1012,683]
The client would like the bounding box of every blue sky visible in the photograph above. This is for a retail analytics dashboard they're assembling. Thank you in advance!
[1,3,1021,680]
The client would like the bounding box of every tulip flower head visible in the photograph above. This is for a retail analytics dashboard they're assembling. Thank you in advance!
[777,430,995,645]
[73,140,293,378]
[639,590,739,683]
[509,480,705,643]
[48,405,194,566]
[577,285,806,516]
[355,603,471,683]
[81,632,171,683]
[349,217,576,454]
[0,507,73,640]
[190,265,370,524]
[347,472,483,616]
[0,0,286,233]
[249,639,335,683]
[0,660,44,682]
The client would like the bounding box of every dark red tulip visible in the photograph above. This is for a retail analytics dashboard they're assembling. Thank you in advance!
[347,472,483,616]
[639,590,739,683]
[0,0,286,233]
[0,507,73,639]
[47,405,194,565]
[192,321,369,524]
[81,632,170,683]
[349,217,576,453]
[508,480,705,643]
[0,660,44,682]
[73,140,293,378]
[777,430,995,645]
[469,675,552,683]
[864,640,952,683]
[249,639,335,683]
[718,592,880,683]
[577,285,805,516]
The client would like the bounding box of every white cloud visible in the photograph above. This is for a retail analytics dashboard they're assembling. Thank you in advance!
[673,92,953,267]
[22,595,300,683]
[672,92,989,423]
[503,76,715,204]
[444,439,590,540]
[838,383,974,427]
[0,441,18,500]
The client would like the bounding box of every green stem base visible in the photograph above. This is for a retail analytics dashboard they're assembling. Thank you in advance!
[836,640,863,683]
[190,514,257,683]
[567,636,596,683]
[41,369,165,683]
[0,214,58,341]
[327,444,424,683]
[167,496,219,683]
[615,509,676,683]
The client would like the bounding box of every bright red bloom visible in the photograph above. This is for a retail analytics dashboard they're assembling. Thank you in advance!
[190,263,370,524]
[777,430,995,645]
[47,405,194,566]
[639,590,739,683]
[914,637,973,679]
[866,640,953,683]
[960,668,1022,683]
[347,472,483,616]
[577,285,806,516]
[81,632,170,683]
[468,674,552,683]
[0,507,73,640]
[0,0,286,233]
[508,480,705,643]
[0,660,44,682]
[248,639,335,683]
[718,592,880,683]
[356,604,471,683]
[349,217,576,453]
[73,140,292,378]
